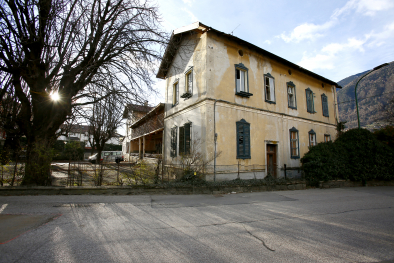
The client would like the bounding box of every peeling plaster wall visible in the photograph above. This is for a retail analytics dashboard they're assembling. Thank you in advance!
[163,29,338,178]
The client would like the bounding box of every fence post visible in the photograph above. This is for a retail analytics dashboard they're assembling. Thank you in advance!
[237,161,240,180]
[284,164,287,180]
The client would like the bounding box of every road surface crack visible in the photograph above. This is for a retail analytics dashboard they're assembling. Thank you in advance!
[241,224,275,252]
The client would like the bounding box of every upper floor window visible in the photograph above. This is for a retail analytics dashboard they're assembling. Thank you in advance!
[264,73,275,103]
[172,80,179,106]
[234,63,253,98]
[308,129,316,147]
[324,134,331,142]
[321,94,329,117]
[306,88,315,113]
[236,119,251,159]
[290,127,299,159]
[181,67,193,99]
[287,81,297,109]
[170,126,177,157]
[179,122,192,155]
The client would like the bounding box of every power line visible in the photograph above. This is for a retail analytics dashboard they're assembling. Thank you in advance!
[337,91,394,105]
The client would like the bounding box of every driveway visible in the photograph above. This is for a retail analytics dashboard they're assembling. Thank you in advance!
[0,187,394,262]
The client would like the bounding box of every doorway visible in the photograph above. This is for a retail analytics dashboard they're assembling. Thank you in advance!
[266,144,277,178]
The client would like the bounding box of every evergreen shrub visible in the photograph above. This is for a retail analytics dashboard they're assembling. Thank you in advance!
[301,129,394,183]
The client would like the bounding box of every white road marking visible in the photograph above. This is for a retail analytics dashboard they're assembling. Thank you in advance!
[0,204,8,213]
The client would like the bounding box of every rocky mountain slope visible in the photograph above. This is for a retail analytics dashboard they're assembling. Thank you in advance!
[336,62,394,129]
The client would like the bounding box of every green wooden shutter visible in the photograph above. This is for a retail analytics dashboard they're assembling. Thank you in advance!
[179,126,185,155]
[171,127,177,157]
[322,94,329,117]
[306,88,314,113]
[244,123,250,158]
[184,123,191,154]
[236,119,251,159]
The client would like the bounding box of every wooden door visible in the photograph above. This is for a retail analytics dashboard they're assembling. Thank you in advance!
[267,144,277,178]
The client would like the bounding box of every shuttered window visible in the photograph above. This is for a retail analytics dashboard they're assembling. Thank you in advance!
[172,80,179,106]
[322,94,329,117]
[306,88,315,113]
[290,127,299,158]
[170,127,177,157]
[236,119,251,159]
[185,68,193,93]
[179,122,192,155]
[264,73,276,103]
[287,81,296,109]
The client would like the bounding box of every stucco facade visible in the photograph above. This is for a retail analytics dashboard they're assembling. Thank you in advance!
[158,22,340,180]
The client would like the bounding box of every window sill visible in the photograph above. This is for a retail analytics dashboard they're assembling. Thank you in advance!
[180,92,192,99]
[265,100,276,104]
[288,106,297,110]
[237,156,251,159]
[291,156,300,159]
[235,91,253,98]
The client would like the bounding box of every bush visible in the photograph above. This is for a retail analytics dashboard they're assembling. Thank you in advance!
[302,129,394,183]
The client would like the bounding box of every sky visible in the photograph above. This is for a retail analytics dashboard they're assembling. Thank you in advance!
[120,0,394,135]
[151,0,394,96]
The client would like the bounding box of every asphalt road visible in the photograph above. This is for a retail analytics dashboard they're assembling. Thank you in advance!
[1,187,394,263]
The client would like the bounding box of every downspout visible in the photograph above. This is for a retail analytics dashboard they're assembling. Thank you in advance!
[213,99,227,181]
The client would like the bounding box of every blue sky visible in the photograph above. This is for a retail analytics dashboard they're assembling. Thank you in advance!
[156,0,394,83]
[120,0,394,135]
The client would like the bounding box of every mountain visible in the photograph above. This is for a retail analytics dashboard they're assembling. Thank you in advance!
[336,62,394,129]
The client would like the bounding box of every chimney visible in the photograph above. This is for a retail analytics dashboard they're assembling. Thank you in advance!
[144,101,148,106]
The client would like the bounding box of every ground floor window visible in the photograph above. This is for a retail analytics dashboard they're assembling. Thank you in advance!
[236,119,251,159]
[179,122,192,155]
[309,129,316,147]
[290,127,299,158]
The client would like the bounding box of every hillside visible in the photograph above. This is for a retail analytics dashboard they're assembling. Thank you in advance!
[336,62,394,129]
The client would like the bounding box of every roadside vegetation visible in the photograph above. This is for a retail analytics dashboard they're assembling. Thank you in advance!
[302,128,394,186]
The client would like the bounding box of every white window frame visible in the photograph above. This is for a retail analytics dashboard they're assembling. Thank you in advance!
[309,130,316,147]
[172,79,179,106]
[264,73,276,103]
[287,81,296,109]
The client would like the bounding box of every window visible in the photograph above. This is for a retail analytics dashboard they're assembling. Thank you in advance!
[236,119,251,159]
[235,63,253,97]
[264,73,275,103]
[308,129,316,147]
[324,134,331,142]
[290,127,299,158]
[321,94,329,117]
[179,122,192,155]
[287,81,297,109]
[172,80,179,106]
[170,126,177,157]
[181,67,193,99]
[306,88,315,113]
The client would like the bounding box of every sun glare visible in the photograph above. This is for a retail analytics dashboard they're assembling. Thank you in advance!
[51,92,60,101]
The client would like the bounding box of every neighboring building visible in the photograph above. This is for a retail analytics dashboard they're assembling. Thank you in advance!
[157,22,341,180]
[58,124,121,158]
[122,103,164,161]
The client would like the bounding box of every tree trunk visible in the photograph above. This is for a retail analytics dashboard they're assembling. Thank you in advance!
[22,137,55,186]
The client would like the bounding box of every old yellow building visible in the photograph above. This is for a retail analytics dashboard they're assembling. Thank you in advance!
[157,22,341,180]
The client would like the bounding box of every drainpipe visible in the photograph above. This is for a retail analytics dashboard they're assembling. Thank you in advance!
[213,99,227,181]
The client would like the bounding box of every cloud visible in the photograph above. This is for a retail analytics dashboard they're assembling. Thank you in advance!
[299,37,368,70]
[181,8,198,23]
[182,0,194,6]
[263,40,272,45]
[355,0,394,16]
[279,21,334,43]
[279,0,393,43]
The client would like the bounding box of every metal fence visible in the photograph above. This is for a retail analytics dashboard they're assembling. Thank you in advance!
[0,159,303,187]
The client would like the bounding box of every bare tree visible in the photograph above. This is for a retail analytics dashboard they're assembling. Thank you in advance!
[0,0,167,185]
